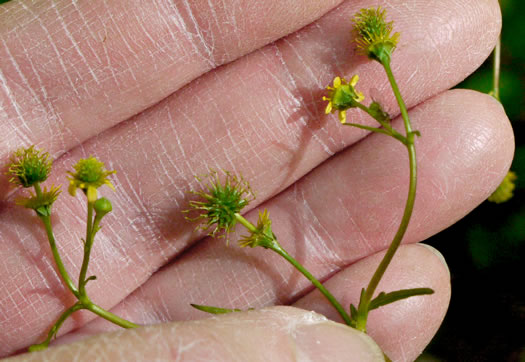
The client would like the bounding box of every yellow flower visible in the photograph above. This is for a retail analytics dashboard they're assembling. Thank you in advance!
[67,157,115,203]
[323,75,364,124]
[488,171,517,204]
[353,7,400,63]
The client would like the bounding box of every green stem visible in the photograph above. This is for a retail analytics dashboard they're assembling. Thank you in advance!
[271,243,353,326]
[353,102,407,144]
[355,58,418,332]
[234,213,353,326]
[492,36,501,101]
[382,60,413,135]
[78,201,95,297]
[234,213,257,233]
[87,303,139,329]
[34,184,79,298]
[28,302,84,351]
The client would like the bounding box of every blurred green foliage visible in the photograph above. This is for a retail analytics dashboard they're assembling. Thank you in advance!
[422,1,525,361]
[461,0,525,121]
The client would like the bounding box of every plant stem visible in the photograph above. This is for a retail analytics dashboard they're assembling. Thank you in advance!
[492,36,501,101]
[78,201,94,297]
[87,303,139,329]
[34,184,79,298]
[382,60,413,135]
[352,102,407,144]
[270,243,353,326]
[234,213,353,326]
[355,58,418,332]
[29,186,138,351]
[234,213,257,233]
[28,302,83,351]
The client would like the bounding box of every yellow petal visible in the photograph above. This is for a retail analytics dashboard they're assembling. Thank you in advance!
[355,91,365,102]
[68,182,77,197]
[87,186,98,203]
[350,74,359,86]
[325,102,333,114]
[105,180,116,191]
[339,110,347,124]
[333,76,341,88]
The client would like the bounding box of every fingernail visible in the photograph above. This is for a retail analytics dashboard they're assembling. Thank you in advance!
[295,321,384,361]
[419,243,450,274]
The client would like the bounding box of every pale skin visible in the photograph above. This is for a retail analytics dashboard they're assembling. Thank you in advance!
[0,0,513,361]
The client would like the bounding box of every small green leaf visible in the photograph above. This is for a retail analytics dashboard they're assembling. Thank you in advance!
[85,275,97,284]
[369,101,391,123]
[369,288,434,311]
[190,304,244,315]
[350,303,358,319]
[349,303,358,328]
[36,206,51,217]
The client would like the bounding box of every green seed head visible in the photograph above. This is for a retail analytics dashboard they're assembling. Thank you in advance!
[353,7,400,63]
[185,170,255,238]
[7,146,52,188]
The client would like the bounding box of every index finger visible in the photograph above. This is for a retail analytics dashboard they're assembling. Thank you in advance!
[0,0,343,170]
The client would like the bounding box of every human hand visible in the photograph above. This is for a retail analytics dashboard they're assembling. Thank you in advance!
[0,0,512,360]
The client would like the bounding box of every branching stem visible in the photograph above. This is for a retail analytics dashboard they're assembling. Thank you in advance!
[355,58,418,332]
[234,213,353,326]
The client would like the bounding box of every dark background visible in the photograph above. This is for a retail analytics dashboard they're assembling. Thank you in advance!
[419,0,525,361]
[1,0,523,360]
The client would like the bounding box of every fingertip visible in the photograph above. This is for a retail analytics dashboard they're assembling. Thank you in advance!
[295,320,384,362]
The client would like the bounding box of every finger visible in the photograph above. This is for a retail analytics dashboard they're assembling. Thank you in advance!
[0,0,343,163]
[60,89,509,343]
[8,307,384,362]
[0,0,500,197]
[293,243,451,362]
[57,243,448,362]
[0,0,503,354]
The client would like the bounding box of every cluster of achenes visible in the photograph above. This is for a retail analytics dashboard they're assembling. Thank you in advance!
[5,6,512,360]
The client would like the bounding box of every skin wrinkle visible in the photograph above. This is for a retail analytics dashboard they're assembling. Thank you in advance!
[51,2,100,86]
[19,3,82,99]
[1,0,508,356]
[1,0,343,175]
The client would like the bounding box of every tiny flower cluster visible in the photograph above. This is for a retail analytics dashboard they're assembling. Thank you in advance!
[68,156,115,203]
[323,75,364,124]
[488,171,517,204]
[7,146,116,214]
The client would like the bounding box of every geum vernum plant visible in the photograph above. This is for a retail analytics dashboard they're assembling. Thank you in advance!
[7,148,138,351]
[184,7,433,359]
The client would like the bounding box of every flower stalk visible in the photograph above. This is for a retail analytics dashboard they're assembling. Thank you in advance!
[6,149,138,350]
[355,57,418,331]
[234,212,353,326]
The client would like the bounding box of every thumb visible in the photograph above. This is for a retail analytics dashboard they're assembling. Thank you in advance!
[9,307,384,361]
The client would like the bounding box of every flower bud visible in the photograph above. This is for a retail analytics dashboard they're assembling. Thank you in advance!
[94,197,113,218]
